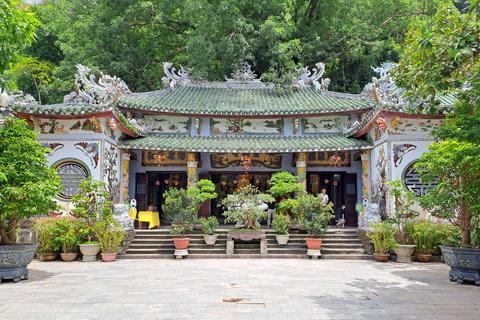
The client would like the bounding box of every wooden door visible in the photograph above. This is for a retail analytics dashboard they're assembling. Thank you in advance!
[198,173,211,218]
[344,173,358,226]
[136,173,148,211]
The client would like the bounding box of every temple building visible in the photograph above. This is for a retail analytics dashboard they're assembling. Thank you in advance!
[4,62,452,226]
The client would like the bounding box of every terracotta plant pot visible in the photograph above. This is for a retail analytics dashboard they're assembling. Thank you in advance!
[60,252,78,262]
[374,253,390,262]
[305,238,323,250]
[101,253,117,262]
[416,254,432,262]
[40,253,58,261]
[173,238,190,249]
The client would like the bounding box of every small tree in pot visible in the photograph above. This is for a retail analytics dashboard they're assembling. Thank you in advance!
[367,222,398,262]
[269,172,303,226]
[0,118,62,281]
[94,219,126,262]
[164,188,196,252]
[198,216,219,245]
[271,214,291,245]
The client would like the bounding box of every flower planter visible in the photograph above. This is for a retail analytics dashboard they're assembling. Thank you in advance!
[305,238,323,250]
[40,253,58,261]
[374,253,390,262]
[101,253,117,262]
[173,238,191,249]
[0,244,38,282]
[203,235,217,246]
[415,254,432,262]
[60,253,78,262]
[440,245,480,285]
[79,243,101,262]
[394,244,415,263]
[275,234,289,245]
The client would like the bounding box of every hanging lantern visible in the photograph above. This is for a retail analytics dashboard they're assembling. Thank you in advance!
[109,115,118,131]
[255,179,260,184]
[233,179,238,185]
[164,179,169,185]
[221,181,227,186]
[174,180,179,186]
[240,155,252,170]
[333,181,338,186]
[324,179,329,184]
[376,115,387,133]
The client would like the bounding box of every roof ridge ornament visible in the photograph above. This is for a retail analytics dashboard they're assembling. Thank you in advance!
[294,62,330,91]
[227,62,259,83]
[362,62,405,105]
[8,90,37,107]
[64,64,132,105]
[162,62,193,89]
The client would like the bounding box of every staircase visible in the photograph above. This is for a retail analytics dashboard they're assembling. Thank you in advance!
[119,227,373,260]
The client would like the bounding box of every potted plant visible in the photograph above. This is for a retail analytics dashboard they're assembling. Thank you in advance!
[33,217,62,261]
[366,222,398,262]
[412,220,435,262]
[198,216,219,245]
[271,214,290,245]
[293,192,334,257]
[0,118,63,281]
[71,178,112,262]
[57,218,82,262]
[386,180,418,263]
[416,140,480,284]
[164,187,197,256]
[94,219,126,262]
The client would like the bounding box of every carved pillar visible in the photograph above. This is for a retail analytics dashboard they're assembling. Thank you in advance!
[187,152,198,189]
[361,151,370,202]
[296,152,307,190]
[121,153,130,203]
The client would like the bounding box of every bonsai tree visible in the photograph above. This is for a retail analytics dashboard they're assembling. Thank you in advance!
[0,118,62,245]
[269,171,304,217]
[198,216,219,235]
[164,188,196,238]
[293,192,334,238]
[220,185,275,229]
[187,179,218,215]
[416,140,480,246]
[385,180,418,245]
[70,177,112,242]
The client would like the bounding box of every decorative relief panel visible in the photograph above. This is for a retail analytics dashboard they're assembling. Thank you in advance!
[142,150,200,167]
[54,160,90,200]
[292,151,351,167]
[42,142,64,157]
[388,118,443,135]
[302,116,348,134]
[210,119,283,134]
[211,153,282,169]
[403,161,437,197]
[392,143,417,168]
[75,142,100,168]
[144,115,190,134]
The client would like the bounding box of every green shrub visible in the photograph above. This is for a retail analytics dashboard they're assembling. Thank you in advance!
[94,219,126,254]
[272,214,290,235]
[294,192,334,238]
[198,216,219,235]
[164,188,196,237]
[366,222,398,255]
[412,220,435,255]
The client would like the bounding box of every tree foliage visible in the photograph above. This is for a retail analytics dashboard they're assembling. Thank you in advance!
[11,0,452,102]
[0,118,62,245]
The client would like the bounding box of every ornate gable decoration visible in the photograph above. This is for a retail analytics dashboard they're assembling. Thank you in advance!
[362,63,405,105]
[8,90,37,107]
[226,62,262,84]
[294,62,330,91]
[162,62,193,89]
[64,64,132,105]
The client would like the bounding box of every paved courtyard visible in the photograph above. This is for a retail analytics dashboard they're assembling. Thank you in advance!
[1,259,480,320]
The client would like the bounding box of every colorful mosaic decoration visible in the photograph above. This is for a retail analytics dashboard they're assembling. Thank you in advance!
[393,143,417,167]
[330,154,342,167]
[303,116,348,134]
[376,115,387,134]
[153,152,166,165]
[74,142,100,168]
[210,153,282,169]
[144,115,190,134]
[142,150,197,167]
[211,118,283,134]
[293,151,351,167]
[122,157,130,203]
[104,144,120,203]
[42,142,64,157]
[388,118,443,135]
[240,155,253,170]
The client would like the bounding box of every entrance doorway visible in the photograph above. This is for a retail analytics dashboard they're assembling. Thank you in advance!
[307,172,358,227]
[135,172,186,223]
[208,172,273,223]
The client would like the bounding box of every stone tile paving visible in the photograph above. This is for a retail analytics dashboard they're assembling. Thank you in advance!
[1,259,479,319]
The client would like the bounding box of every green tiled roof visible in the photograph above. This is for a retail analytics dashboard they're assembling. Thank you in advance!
[118,134,372,152]
[11,104,146,137]
[117,86,374,116]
